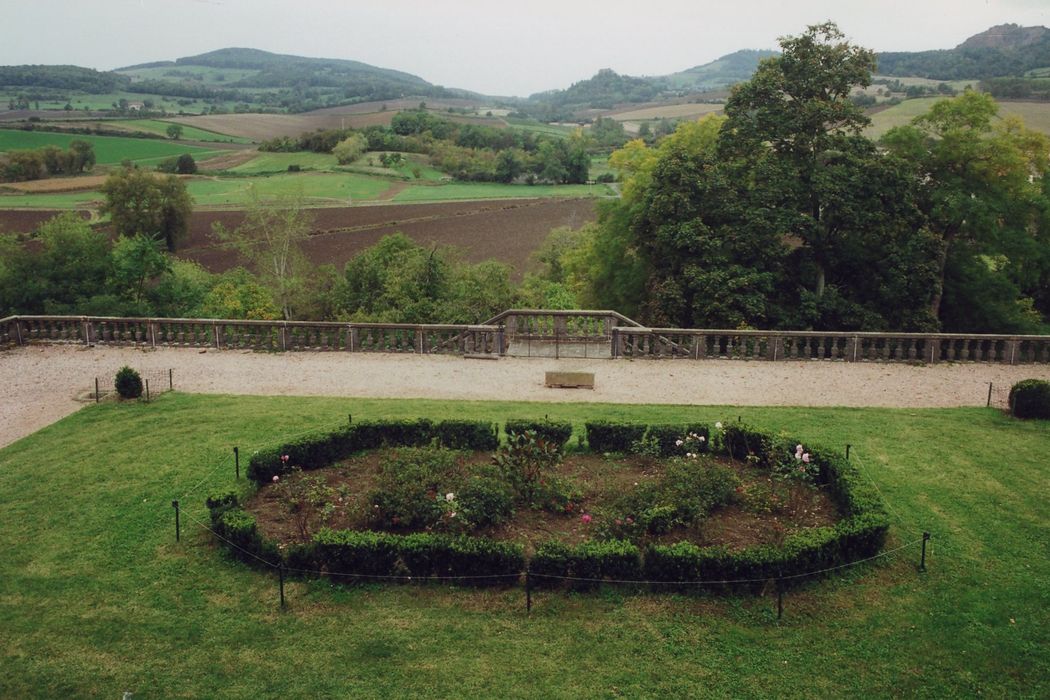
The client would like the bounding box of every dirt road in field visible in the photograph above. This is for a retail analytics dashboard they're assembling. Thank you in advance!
[3,344,1048,449]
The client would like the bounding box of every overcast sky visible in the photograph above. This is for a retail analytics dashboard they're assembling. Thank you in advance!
[2,0,1049,96]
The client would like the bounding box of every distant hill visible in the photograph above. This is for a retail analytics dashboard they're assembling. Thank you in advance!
[113,48,466,108]
[121,47,437,92]
[0,65,130,93]
[528,69,659,109]
[659,49,780,91]
[877,24,1050,80]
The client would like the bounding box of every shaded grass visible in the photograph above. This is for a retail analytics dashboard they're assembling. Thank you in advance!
[0,394,1047,697]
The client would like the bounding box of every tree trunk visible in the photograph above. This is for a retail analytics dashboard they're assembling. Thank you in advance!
[816,264,826,299]
[929,231,954,322]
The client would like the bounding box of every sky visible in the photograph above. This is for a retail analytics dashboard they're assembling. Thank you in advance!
[2,0,1050,96]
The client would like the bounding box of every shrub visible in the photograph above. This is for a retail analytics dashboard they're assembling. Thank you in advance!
[368,447,459,530]
[456,472,515,529]
[492,430,562,505]
[505,419,573,449]
[205,489,239,525]
[435,420,498,451]
[114,366,143,399]
[585,421,646,453]
[1009,379,1050,420]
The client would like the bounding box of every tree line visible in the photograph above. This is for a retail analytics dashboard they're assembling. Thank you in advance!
[0,140,95,182]
[259,110,604,184]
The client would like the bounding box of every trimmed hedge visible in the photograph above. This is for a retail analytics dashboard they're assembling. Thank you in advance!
[504,419,574,449]
[311,529,523,586]
[586,421,712,456]
[585,421,646,453]
[247,419,505,484]
[218,419,889,595]
[645,423,710,457]
[1009,379,1050,420]
[211,506,279,567]
[435,420,498,451]
[530,539,642,590]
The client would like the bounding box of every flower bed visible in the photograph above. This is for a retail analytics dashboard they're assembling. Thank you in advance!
[208,419,889,593]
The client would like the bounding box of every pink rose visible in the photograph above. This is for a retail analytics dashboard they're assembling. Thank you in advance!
[581,514,592,524]
[272,475,279,482]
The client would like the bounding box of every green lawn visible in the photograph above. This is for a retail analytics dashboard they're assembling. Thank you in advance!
[107,119,253,144]
[186,172,393,205]
[0,394,1046,698]
[0,128,223,166]
[226,151,339,174]
[393,181,615,202]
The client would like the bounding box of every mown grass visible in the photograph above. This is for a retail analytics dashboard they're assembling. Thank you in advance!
[0,393,1047,698]
[0,128,223,165]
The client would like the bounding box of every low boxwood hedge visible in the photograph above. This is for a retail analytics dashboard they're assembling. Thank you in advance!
[216,418,889,594]
[584,421,647,453]
[504,419,574,449]
[247,418,499,483]
[435,420,499,451]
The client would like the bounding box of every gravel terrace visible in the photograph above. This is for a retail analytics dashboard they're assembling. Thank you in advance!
[3,345,1048,449]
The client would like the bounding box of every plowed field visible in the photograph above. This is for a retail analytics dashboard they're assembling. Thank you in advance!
[178,198,596,277]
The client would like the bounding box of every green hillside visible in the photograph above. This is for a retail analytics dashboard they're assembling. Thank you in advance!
[660,49,780,91]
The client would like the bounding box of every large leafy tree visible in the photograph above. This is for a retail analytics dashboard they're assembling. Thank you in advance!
[100,167,193,252]
[720,21,876,300]
[882,91,1050,331]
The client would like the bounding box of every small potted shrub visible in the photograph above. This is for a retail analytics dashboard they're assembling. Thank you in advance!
[114,366,143,399]
[1009,379,1050,420]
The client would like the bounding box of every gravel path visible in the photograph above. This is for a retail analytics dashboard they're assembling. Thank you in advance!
[3,345,1048,449]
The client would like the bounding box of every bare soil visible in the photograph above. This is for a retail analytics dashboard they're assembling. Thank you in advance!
[245,449,838,553]
[177,198,597,277]
[0,208,92,234]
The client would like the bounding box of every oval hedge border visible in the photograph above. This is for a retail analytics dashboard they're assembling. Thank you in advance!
[206,418,889,593]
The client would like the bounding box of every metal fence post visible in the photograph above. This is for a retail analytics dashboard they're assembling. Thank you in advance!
[172,500,180,542]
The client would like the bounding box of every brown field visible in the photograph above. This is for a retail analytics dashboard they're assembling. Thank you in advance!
[0,175,108,194]
[0,209,91,233]
[177,198,596,278]
[194,149,260,171]
[170,108,504,142]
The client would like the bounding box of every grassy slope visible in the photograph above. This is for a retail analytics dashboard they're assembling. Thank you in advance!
[0,393,1047,698]
[0,128,222,165]
[866,97,1050,139]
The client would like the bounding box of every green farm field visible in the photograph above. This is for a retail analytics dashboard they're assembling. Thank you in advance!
[226,151,341,174]
[866,97,1050,138]
[0,394,1046,697]
[0,128,223,166]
